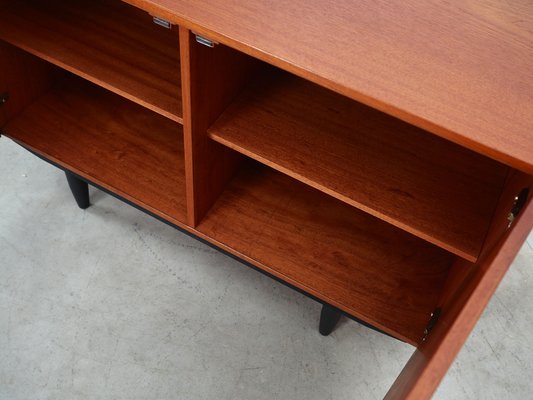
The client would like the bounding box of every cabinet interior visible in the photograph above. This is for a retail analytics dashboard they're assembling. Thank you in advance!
[0,0,527,365]
[0,0,182,122]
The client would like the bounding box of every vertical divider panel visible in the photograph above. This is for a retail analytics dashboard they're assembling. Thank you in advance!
[179,27,259,227]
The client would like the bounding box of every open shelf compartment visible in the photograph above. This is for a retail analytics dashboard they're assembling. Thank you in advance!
[0,0,183,122]
[208,67,509,262]
[197,160,454,345]
[2,74,187,225]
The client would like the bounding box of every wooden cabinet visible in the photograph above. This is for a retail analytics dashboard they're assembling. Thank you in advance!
[1,0,531,398]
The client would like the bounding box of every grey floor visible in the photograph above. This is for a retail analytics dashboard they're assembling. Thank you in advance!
[1,137,532,400]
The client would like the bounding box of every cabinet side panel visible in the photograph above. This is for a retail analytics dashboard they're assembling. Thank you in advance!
[477,170,532,261]
[435,171,531,323]
[0,41,60,127]
[179,28,259,226]
[385,187,533,400]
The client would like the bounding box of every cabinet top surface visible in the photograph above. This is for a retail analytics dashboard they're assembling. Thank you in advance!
[127,0,533,172]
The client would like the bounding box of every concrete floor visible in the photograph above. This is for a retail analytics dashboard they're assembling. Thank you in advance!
[1,137,532,400]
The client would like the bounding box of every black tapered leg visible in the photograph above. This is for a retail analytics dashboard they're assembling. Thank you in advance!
[319,304,342,336]
[65,171,90,209]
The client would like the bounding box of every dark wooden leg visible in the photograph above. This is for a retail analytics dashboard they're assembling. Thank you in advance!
[319,304,342,336]
[65,171,90,209]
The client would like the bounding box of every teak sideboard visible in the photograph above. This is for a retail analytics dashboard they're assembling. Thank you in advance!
[1,0,532,398]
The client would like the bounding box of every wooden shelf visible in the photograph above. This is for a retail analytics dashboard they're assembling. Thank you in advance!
[197,161,453,345]
[209,69,509,262]
[0,0,182,122]
[2,76,187,225]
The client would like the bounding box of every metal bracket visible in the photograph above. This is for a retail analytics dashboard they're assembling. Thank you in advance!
[422,308,441,341]
[195,34,217,48]
[507,188,529,228]
[152,16,172,29]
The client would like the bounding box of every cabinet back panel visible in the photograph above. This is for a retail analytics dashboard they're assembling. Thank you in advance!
[0,41,61,126]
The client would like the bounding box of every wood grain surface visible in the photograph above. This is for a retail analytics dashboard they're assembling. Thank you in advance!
[210,68,509,261]
[3,76,187,225]
[198,161,453,345]
[0,0,183,122]
[123,0,533,174]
